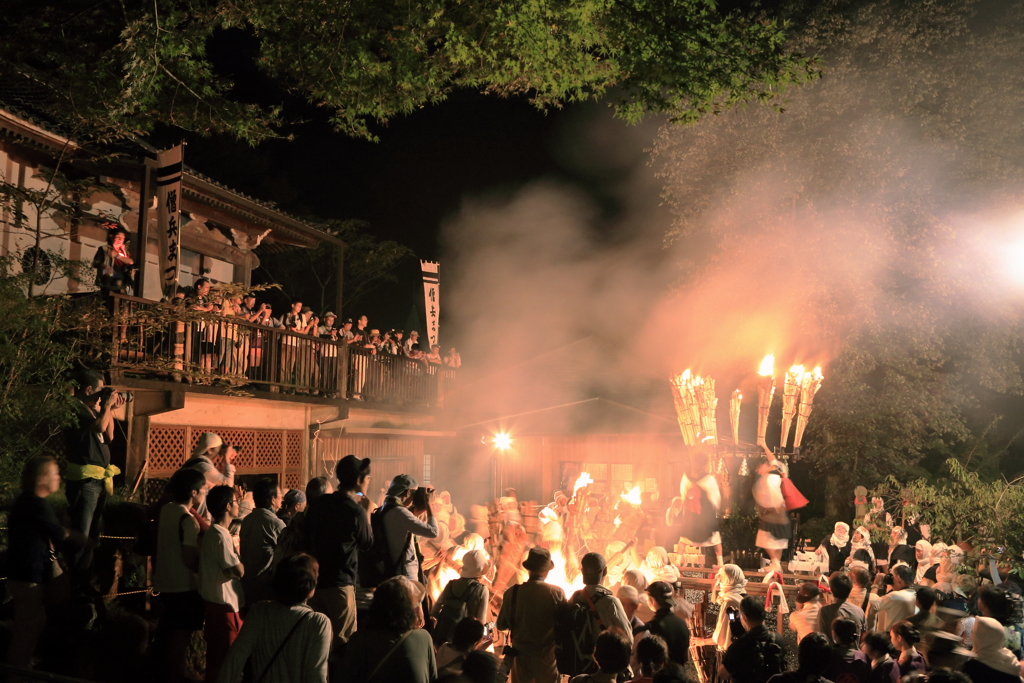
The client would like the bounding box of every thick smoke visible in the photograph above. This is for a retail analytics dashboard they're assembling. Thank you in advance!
[442,0,1024,430]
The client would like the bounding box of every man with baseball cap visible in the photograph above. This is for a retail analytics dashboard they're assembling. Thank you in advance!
[306,454,373,650]
[637,581,690,666]
[569,553,634,651]
[497,547,566,683]
[380,473,439,582]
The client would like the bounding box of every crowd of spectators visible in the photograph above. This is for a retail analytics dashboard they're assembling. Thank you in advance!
[140,279,462,396]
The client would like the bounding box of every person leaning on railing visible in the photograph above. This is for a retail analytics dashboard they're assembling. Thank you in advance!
[317,312,342,397]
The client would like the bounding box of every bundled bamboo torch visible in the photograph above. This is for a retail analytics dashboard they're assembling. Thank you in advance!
[792,366,824,449]
[670,371,699,446]
[780,365,804,450]
[756,355,776,453]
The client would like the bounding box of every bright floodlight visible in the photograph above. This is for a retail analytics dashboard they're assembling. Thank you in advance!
[494,432,512,450]
[1004,236,1024,288]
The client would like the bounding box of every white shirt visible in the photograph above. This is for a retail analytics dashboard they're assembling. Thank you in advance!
[154,502,199,594]
[200,524,244,612]
[873,587,917,632]
[789,603,821,643]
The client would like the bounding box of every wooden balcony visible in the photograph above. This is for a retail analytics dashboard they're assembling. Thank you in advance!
[110,294,458,408]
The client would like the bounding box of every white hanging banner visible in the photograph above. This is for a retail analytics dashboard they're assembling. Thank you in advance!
[156,145,183,298]
[421,260,440,348]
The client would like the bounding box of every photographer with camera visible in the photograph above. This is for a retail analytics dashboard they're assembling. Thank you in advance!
[871,563,917,632]
[64,369,125,584]
[380,474,439,582]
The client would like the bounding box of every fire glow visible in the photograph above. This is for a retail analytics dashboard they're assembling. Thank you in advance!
[572,471,593,497]
[620,485,642,506]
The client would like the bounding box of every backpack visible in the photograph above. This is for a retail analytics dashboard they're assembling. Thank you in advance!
[358,503,410,588]
[731,632,785,683]
[432,579,485,646]
[554,587,609,676]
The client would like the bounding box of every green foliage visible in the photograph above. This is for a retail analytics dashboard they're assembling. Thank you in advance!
[720,511,759,550]
[0,0,818,144]
[0,256,112,498]
[257,219,414,315]
[874,458,1024,579]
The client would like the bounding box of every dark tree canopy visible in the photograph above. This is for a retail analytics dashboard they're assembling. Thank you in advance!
[0,0,818,143]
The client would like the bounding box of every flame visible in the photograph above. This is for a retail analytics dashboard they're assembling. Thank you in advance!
[620,485,642,506]
[789,364,805,378]
[572,472,593,497]
[430,563,461,601]
[813,366,824,380]
[613,516,622,527]
[546,547,585,595]
[758,354,775,376]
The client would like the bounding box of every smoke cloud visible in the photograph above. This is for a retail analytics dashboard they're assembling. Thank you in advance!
[442,0,1024,432]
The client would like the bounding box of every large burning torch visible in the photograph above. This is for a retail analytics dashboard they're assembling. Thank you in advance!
[670,370,700,446]
[780,365,804,450]
[756,355,776,454]
[792,366,824,449]
[729,389,742,448]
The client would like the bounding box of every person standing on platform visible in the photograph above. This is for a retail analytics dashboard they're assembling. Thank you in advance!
[64,369,123,587]
[753,456,790,574]
[677,451,724,568]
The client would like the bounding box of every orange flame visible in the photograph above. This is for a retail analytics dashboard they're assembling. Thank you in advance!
[789,364,805,379]
[620,485,642,506]
[758,354,775,376]
[813,366,824,380]
[572,472,593,497]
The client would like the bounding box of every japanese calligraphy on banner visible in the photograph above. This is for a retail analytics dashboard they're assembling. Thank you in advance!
[421,260,440,348]
[156,145,183,298]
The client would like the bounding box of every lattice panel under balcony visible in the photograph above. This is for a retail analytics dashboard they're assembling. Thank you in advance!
[283,471,302,490]
[148,427,188,472]
[286,432,302,468]
[144,478,169,504]
[254,431,284,469]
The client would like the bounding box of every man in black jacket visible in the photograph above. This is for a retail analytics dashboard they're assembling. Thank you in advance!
[720,596,787,683]
[637,581,691,666]
[307,455,373,652]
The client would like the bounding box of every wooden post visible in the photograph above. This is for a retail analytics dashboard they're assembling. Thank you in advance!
[335,244,345,316]
[135,159,154,299]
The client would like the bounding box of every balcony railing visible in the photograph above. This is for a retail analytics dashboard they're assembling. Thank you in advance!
[110,294,458,407]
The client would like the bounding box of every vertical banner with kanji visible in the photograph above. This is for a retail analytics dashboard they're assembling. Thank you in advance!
[421,260,440,348]
[156,145,183,299]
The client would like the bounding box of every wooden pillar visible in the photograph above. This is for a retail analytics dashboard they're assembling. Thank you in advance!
[128,413,150,495]
[135,159,154,299]
[335,244,345,316]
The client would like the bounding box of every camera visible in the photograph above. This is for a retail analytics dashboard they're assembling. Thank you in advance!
[100,387,134,403]
[502,645,519,659]
[882,573,895,586]
[412,486,435,510]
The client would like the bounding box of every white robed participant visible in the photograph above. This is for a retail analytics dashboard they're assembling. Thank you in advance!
[753,456,790,573]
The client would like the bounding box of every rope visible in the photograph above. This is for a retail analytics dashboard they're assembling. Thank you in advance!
[0,529,137,540]
[103,587,159,599]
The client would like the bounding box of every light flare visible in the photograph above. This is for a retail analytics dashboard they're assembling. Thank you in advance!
[493,432,512,450]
